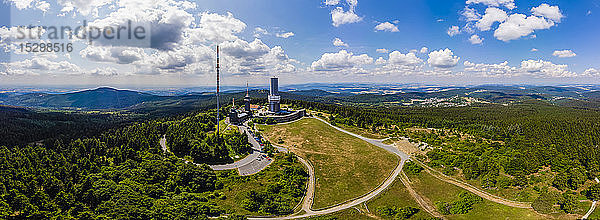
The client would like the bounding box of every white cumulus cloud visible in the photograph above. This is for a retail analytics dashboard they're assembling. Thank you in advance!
[311,50,373,71]
[520,59,575,77]
[583,68,600,76]
[386,51,423,66]
[428,48,460,68]
[330,0,362,27]
[333,38,349,47]
[6,0,55,12]
[276,32,295,38]
[531,3,564,22]
[331,7,362,27]
[324,0,340,5]
[493,13,555,41]
[464,60,517,76]
[253,27,269,38]
[469,34,484,44]
[447,26,460,36]
[56,0,114,16]
[374,22,399,32]
[552,50,576,58]
[462,7,482,22]
[476,7,508,31]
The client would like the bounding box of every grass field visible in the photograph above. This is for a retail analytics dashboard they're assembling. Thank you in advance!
[366,177,434,219]
[407,171,547,220]
[335,123,387,139]
[258,118,398,210]
[212,154,305,216]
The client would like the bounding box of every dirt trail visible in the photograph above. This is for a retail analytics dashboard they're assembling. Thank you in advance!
[398,171,445,219]
[412,160,533,209]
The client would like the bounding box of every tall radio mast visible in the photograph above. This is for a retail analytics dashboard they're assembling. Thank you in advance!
[216,45,220,136]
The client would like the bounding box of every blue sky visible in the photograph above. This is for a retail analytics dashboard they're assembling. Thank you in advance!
[0,0,599,86]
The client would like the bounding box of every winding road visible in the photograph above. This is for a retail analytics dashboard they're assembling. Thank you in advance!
[295,156,315,214]
[160,122,272,175]
[249,117,411,220]
[250,116,544,219]
[582,178,600,219]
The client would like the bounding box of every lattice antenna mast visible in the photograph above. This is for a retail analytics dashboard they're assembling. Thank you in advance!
[216,45,220,136]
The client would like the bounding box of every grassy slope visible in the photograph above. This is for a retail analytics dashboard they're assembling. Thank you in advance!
[407,171,547,220]
[366,177,434,219]
[258,118,398,210]
[335,123,387,139]
[313,112,387,139]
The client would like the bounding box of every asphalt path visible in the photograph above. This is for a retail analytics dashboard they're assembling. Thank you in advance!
[583,178,600,219]
[295,156,315,213]
[159,123,272,175]
[312,117,410,160]
[249,117,410,220]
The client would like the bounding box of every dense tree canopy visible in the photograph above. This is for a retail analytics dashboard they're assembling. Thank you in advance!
[0,110,252,219]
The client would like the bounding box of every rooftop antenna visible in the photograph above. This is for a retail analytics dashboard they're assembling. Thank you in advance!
[216,45,220,136]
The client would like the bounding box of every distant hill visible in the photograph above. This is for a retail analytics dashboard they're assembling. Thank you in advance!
[584,91,600,101]
[0,87,166,109]
[1,85,598,111]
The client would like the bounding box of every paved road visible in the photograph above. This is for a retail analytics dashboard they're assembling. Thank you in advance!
[238,155,273,176]
[159,123,272,175]
[209,125,265,171]
[249,117,410,220]
[312,117,410,160]
[583,178,600,219]
[583,201,598,220]
[295,156,315,214]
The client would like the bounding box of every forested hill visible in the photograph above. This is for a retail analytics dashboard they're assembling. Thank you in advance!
[0,109,254,219]
[3,85,600,111]
[0,87,164,109]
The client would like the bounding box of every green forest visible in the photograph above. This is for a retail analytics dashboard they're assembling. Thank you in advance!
[0,107,304,219]
[4,94,600,218]
[164,112,252,164]
[0,106,140,147]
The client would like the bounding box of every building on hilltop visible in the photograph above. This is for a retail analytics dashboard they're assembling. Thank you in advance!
[229,83,253,125]
[268,77,280,113]
[229,77,305,125]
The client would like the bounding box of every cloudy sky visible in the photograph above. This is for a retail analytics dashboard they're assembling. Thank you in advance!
[0,0,599,87]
